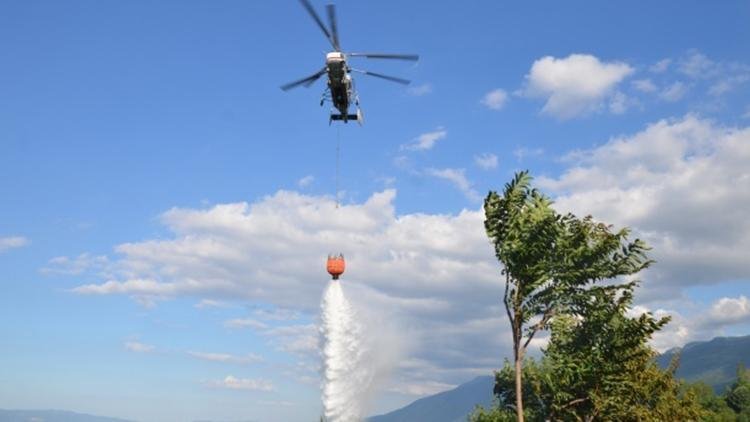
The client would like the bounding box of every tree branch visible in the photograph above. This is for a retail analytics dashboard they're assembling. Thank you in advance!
[522,307,556,351]
[504,272,514,329]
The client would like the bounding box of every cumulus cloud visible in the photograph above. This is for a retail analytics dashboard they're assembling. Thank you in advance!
[402,128,447,151]
[520,54,634,119]
[207,375,274,392]
[480,89,508,110]
[407,83,433,96]
[125,341,155,353]
[631,295,750,352]
[424,168,481,201]
[0,236,29,253]
[537,115,750,296]
[705,296,750,327]
[65,188,505,391]
[188,351,263,365]
[474,153,498,170]
[63,121,750,395]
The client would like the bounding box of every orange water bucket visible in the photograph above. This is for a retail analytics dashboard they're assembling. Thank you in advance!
[326,254,345,280]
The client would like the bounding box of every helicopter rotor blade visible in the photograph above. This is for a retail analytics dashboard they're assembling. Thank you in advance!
[326,4,341,51]
[350,68,411,85]
[348,53,419,61]
[280,67,327,91]
[298,0,337,50]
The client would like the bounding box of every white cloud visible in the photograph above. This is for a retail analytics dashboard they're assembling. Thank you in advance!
[65,127,750,393]
[650,58,671,73]
[424,168,480,201]
[520,54,634,119]
[42,253,110,276]
[0,236,29,253]
[207,375,274,392]
[474,153,498,170]
[263,324,318,355]
[632,78,657,93]
[709,73,750,96]
[224,318,268,330]
[537,115,750,296]
[407,83,432,96]
[630,295,750,352]
[402,128,447,151]
[679,51,716,79]
[706,296,750,326]
[124,341,155,353]
[64,189,505,390]
[387,380,456,396]
[188,351,263,365]
[297,175,314,188]
[659,81,688,102]
[480,89,508,110]
[194,299,231,309]
[254,308,300,321]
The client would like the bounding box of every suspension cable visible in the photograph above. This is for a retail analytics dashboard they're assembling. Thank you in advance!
[336,126,340,209]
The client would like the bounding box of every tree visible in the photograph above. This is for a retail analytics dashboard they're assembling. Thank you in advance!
[472,283,704,421]
[726,365,750,417]
[685,381,736,421]
[483,171,652,421]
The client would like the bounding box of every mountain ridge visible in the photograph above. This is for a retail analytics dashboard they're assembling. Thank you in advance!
[369,334,750,422]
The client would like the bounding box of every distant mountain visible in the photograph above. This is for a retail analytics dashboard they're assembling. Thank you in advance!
[368,376,495,422]
[0,409,132,422]
[371,335,750,422]
[656,335,750,393]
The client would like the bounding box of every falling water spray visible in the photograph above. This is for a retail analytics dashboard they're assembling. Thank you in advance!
[320,254,375,421]
[320,280,373,421]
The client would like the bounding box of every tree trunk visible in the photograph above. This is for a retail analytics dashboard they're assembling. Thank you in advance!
[515,346,524,422]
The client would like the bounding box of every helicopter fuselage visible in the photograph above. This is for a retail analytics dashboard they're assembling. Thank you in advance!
[325,52,359,122]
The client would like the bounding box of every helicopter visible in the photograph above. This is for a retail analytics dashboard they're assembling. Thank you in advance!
[281,0,419,124]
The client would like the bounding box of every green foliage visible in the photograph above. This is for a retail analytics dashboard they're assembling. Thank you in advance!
[483,171,655,420]
[727,365,750,414]
[468,404,516,422]
[474,276,705,420]
[685,381,736,421]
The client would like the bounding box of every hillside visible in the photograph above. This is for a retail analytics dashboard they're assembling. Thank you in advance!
[656,335,750,393]
[368,376,494,422]
[371,335,750,422]
[0,409,132,422]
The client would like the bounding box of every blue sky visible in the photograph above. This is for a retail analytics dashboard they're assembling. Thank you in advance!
[2,1,750,421]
